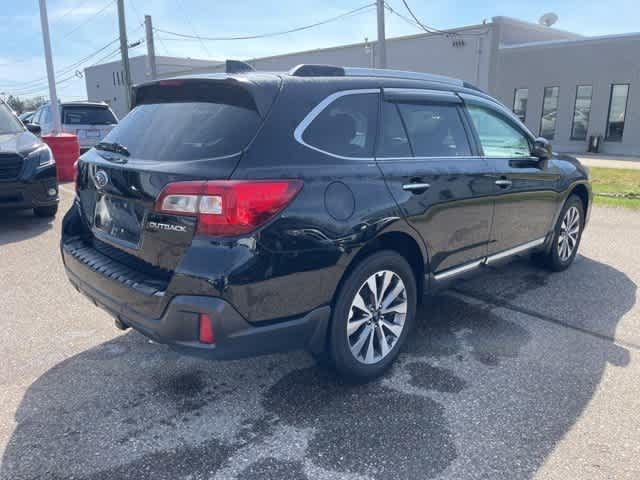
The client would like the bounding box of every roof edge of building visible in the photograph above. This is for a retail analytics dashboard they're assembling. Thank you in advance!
[500,31,640,51]
[491,15,583,39]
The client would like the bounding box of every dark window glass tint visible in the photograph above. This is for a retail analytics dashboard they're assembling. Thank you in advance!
[376,101,412,157]
[303,93,379,158]
[396,103,471,157]
[101,102,261,161]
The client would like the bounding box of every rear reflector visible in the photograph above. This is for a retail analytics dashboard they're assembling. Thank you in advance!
[199,313,215,344]
[156,180,303,236]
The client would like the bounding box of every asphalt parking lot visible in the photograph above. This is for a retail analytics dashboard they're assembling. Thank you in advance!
[1,187,639,480]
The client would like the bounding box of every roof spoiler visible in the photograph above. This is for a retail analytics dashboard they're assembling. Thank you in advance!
[225,60,254,74]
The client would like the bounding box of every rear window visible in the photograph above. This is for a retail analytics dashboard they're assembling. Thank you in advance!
[62,106,117,125]
[101,102,261,161]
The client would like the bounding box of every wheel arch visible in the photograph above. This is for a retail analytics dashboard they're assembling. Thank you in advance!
[571,182,590,214]
[333,228,428,310]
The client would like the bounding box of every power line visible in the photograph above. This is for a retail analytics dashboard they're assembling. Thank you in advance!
[382,2,424,30]
[6,40,142,97]
[154,3,376,41]
[3,38,120,90]
[392,0,488,37]
[59,0,117,40]
[1,39,120,95]
[127,0,170,55]
[49,0,95,25]
[175,0,211,57]
[398,0,450,35]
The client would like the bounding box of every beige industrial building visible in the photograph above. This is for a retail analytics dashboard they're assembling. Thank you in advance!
[85,16,640,155]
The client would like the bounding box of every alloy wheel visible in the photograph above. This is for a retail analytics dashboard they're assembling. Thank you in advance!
[346,270,407,364]
[558,206,580,262]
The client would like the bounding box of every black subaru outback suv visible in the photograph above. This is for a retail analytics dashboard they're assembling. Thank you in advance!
[0,100,58,217]
[61,65,591,379]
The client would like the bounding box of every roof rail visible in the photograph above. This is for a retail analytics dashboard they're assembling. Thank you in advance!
[289,64,345,77]
[343,67,464,86]
[288,64,466,87]
[226,59,254,74]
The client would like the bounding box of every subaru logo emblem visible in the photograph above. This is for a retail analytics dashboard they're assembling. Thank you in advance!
[95,170,109,189]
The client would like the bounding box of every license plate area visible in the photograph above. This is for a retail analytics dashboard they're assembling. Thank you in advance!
[85,129,101,138]
[93,194,145,249]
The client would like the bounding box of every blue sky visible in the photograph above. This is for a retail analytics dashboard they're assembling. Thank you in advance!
[1,0,639,101]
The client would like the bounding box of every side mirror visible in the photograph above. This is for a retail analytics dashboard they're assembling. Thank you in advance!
[25,123,41,136]
[532,137,552,160]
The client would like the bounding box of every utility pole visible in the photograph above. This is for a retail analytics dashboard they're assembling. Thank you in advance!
[376,0,387,68]
[38,0,61,134]
[117,0,132,111]
[144,15,157,80]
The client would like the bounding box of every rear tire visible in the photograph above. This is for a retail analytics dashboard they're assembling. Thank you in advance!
[534,194,584,272]
[328,251,417,380]
[34,204,58,218]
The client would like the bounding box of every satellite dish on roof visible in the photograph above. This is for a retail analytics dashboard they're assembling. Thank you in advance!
[539,12,559,27]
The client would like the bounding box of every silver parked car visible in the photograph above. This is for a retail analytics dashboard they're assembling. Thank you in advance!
[31,101,118,152]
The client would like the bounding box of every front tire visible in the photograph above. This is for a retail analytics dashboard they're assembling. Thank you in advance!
[328,251,417,380]
[535,194,584,272]
[34,204,58,218]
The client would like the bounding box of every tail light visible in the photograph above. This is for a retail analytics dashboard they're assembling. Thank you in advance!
[155,180,303,236]
[198,313,215,344]
[73,160,79,191]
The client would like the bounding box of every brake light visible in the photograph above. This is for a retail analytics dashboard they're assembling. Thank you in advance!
[73,160,79,191]
[199,313,215,344]
[158,80,184,87]
[156,180,303,236]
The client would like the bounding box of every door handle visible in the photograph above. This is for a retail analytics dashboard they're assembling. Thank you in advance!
[494,179,512,188]
[402,182,431,192]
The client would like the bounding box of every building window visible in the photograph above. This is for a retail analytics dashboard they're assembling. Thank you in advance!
[112,72,116,86]
[539,86,559,139]
[571,85,592,140]
[513,88,528,123]
[606,84,630,141]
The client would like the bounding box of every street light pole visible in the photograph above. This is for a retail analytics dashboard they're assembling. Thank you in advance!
[376,0,387,68]
[144,15,157,80]
[117,0,133,112]
[38,0,61,134]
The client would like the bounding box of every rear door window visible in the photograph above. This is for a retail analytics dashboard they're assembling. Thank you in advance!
[396,103,471,157]
[102,101,262,161]
[62,106,117,125]
[376,101,412,158]
[302,92,379,158]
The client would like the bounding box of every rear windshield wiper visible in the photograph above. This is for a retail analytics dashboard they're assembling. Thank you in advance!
[95,141,130,157]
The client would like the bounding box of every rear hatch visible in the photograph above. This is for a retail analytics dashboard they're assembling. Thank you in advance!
[74,75,281,275]
[61,104,118,148]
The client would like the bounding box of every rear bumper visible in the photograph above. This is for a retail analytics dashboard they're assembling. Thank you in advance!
[0,166,59,209]
[62,237,330,360]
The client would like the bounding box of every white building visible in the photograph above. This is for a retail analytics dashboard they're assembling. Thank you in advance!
[84,55,221,118]
[84,16,640,155]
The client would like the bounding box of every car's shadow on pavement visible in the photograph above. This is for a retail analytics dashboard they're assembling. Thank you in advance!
[0,209,54,246]
[1,256,635,480]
